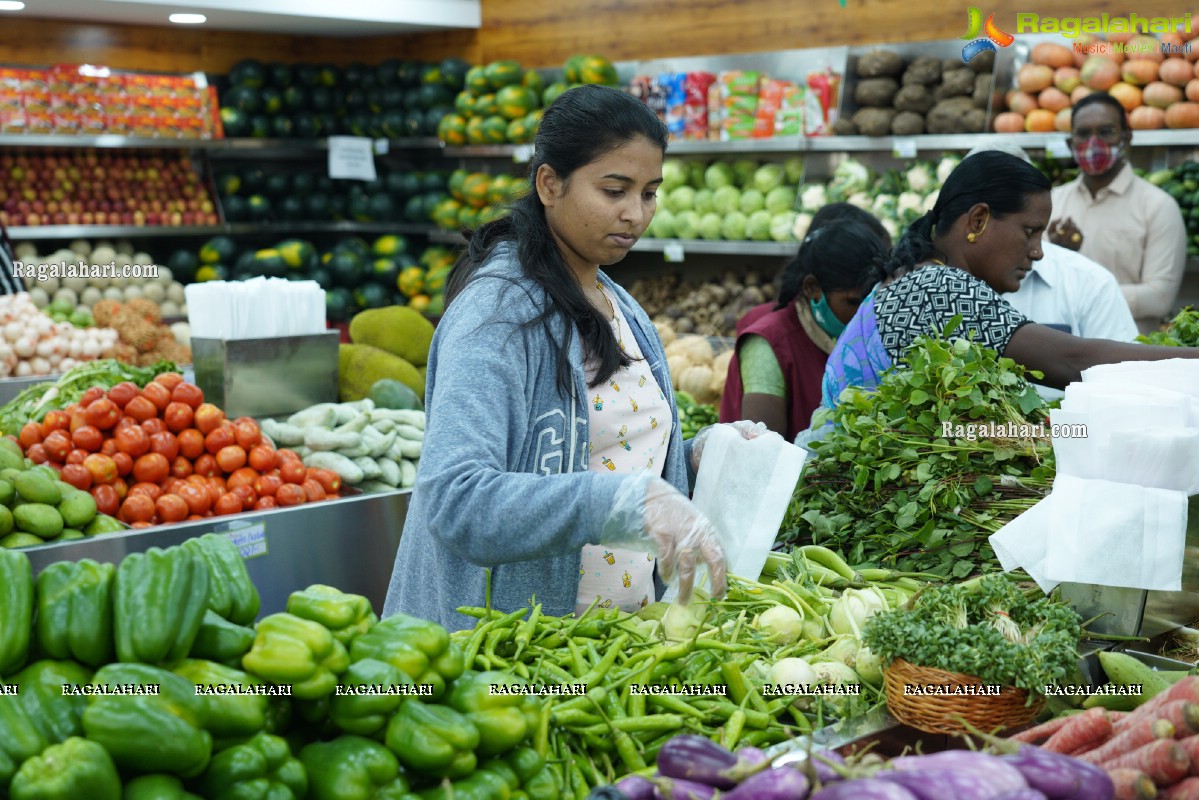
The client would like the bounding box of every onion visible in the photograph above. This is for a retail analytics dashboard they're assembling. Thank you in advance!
[4,323,22,342]
[15,361,30,377]
[59,357,77,371]
[30,357,50,375]
[13,337,36,359]
[35,339,55,358]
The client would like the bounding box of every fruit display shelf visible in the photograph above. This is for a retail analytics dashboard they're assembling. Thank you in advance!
[0,134,444,152]
[7,222,443,241]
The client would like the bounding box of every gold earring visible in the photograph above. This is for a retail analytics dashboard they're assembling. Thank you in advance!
[967,232,977,243]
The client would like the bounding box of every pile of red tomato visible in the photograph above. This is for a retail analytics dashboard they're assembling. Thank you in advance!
[14,372,343,528]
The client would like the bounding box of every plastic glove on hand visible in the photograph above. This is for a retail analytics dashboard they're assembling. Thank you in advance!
[690,420,770,472]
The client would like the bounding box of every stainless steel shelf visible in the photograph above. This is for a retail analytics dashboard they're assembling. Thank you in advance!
[665,138,806,155]
[8,222,442,241]
[428,229,467,245]
[632,237,795,256]
[0,135,444,152]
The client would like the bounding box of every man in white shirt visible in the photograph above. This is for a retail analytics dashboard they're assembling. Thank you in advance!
[963,143,1139,343]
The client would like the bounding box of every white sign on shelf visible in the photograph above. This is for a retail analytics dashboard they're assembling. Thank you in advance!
[374,139,390,156]
[327,136,378,181]
[224,522,268,560]
[1046,138,1073,159]
[663,242,686,263]
[892,137,918,159]
[512,145,534,164]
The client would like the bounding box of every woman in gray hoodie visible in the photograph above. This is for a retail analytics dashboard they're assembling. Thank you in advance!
[384,85,754,632]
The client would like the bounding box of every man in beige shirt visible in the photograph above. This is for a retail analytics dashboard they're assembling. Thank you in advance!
[1048,92,1187,335]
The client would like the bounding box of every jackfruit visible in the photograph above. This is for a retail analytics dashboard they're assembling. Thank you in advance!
[338,343,424,403]
[348,306,434,368]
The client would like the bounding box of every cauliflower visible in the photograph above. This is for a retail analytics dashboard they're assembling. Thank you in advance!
[827,158,872,201]
[799,183,828,213]
[897,191,923,216]
[792,212,814,242]
[871,193,897,219]
[847,192,873,211]
[935,155,961,186]
[881,218,900,240]
[921,189,939,214]
[905,161,934,194]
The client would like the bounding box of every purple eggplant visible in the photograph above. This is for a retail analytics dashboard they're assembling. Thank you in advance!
[656,735,739,789]
[998,745,1113,800]
[878,752,1027,800]
[806,749,847,783]
[993,791,1049,800]
[734,747,770,769]
[810,778,919,799]
[614,775,656,800]
[652,777,718,800]
[722,766,810,799]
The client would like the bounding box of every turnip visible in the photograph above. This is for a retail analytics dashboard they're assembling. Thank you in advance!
[28,288,49,308]
[755,605,803,646]
[160,301,180,318]
[80,287,102,307]
[166,283,186,304]
[662,603,702,642]
[155,266,174,285]
[142,283,166,303]
[103,287,123,302]
[123,285,144,301]
[69,239,91,258]
[52,287,78,308]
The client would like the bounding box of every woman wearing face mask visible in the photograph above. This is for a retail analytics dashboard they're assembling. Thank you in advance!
[720,217,886,439]
[819,152,1199,410]
[1048,91,1187,335]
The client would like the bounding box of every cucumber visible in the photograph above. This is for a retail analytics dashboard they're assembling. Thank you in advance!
[1097,650,1171,707]
[1082,686,1144,711]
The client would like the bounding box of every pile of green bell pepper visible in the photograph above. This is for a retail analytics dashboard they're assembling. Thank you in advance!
[113,546,210,664]
[9,736,121,800]
[190,610,257,667]
[242,612,349,700]
[0,659,91,788]
[299,735,413,800]
[200,732,308,800]
[0,548,33,677]
[183,533,261,626]
[329,658,412,737]
[350,613,464,700]
[385,698,479,779]
[446,670,539,757]
[287,584,378,646]
[123,774,203,800]
[34,558,114,668]
[171,659,271,746]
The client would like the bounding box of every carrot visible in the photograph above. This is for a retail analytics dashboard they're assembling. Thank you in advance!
[1043,707,1113,754]
[1117,679,1199,734]
[1082,719,1176,763]
[1176,735,1199,773]
[1011,714,1075,744]
[1107,768,1158,800]
[1158,702,1199,738]
[1101,739,1191,787]
[1161,778,1199,800]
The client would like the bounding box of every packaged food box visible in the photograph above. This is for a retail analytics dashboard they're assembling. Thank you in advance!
[657,72,687,139]
[805,68,842,136]
[775,84,805,137]
[683,71,716,140]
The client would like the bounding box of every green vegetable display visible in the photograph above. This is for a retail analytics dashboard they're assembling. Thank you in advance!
[780,325,1055,578]
[675,390,718,440]
[182,534,262,627]
[123,774,204,800]
[34,558,114,667]
[0,359,178,436]
[1137,306,1199,347]
[287,584,378,646]
[446,670,539,756]
[349,612,464,700]
[114,546,211,664]
[170,659,271,743]
[242,612,350,701]
[0,659,91,787]
[863,574,1082,697]
[189,610,257,667]
[328,658,412,736]
[200,732,308,800]
[386,699,480,779]
[298,736,413,800]
[9,736,121,800]
[0,547,33,676]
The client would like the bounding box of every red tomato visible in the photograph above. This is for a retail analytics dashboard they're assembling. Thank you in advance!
[233,420,261,450]
[161,476,184,495]
[40,430,71,462]
[301,478,327,502]
[205,425,236,456]
[68,410,87,434]
[230,484,257,510]
[216,445,247,473]
[279,458,308,485]
[171,456,193,479]
[61,463,92,491]
[123,396,157,423]
[66,449,88,465]
[39,410,70,438]
[71,425,104,453]
[248,446,278,472]
[90,484,119,516]
[100,438,118,457]
[119,493,155,524]
[178,429,205,460]
[80,387,105,407]
[149,432,180,462]
[275,484,307,507]
[170,382,204,409]
[194,404,226,436]
[213,492,244,516]
[163,402,194,433]
[132,453,169,484]
[177,483,211,515]
[154,372,185,391]
[141,418,167,436]
[141,382,171,412]
[18,421,41,449]
[276,449,301,462]
[193,453,218,478]
[113,416,138,433]
[226,467,259,491]
[155,493,189,523]
[25,444,47,464]
[84,398,120,430]
[253,496,277,510]
[204,480,223,507]
[111,477,128,500]
[111,451,133,478]
[253,474,283,498]
[115,425,150,457]
[107,382,139,408]
[129,482,163,502]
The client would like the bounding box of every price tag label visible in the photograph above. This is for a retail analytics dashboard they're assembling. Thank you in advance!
[224,522,267,560]
[512,145,534,163]
[327,136,377,181]
[373,138,389,155]
[892,137,918,159]
[663,242,685,262]
[1046,138,1072,159]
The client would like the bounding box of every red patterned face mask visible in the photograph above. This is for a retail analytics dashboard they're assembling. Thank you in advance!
[1072,136,1123,176]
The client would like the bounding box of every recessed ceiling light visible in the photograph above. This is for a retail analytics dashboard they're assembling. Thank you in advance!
[169,13,206,24]
[0,2,26,11]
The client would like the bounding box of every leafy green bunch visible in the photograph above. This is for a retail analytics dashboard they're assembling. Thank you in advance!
[778,323,1055,578]
[863,575,1082,698]
[1137,307,1199,347]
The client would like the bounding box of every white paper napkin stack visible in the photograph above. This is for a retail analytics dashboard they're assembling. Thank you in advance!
[185,278,327,339]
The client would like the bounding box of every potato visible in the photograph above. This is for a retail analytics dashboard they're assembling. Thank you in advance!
[934,69,977,100]
[972,73,994,109]
[832,118,859,136]
[902,57,942,87]
[856,48,905,78]
[968,50,996,73]
[852,107,898,136]
[853,77,900,108]
[942,58,961,74]
[894,84,935,113]
[925,97,977,134]
[891,111,925,135]
[962,108,987,132]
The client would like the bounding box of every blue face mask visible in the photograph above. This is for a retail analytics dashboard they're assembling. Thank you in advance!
[810,293,846,338]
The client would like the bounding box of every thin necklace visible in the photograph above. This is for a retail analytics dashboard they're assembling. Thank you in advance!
[596,280,624,350]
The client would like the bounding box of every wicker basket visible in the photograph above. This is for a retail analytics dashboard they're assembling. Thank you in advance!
[882,658,1045,735]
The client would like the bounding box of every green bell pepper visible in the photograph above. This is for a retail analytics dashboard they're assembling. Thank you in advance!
[34,558,114,667]
[182,533,261,626]
[0,659,92,788]
[190,610,257,667]
[446,670,533,756]
[521,764,561,800]
[114,545,210,665]
[200,732,308,800]
[81,663,212,778]
[349,614,463,700]
[415,768,511,800]
[0,548,33,676]
[171,658,270,742]
[287,584,378,646]
[300,735,414,800]
[385,698,479,779]
[123,774,204,800]
[242,613,349,700]
[10,736,120,800]
[330,657,413,737]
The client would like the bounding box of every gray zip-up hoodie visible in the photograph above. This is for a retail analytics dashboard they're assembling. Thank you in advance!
[382,244,693,632]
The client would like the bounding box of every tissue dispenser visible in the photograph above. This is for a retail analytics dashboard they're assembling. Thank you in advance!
[191,333,340,420]
[1059,494,1199,639]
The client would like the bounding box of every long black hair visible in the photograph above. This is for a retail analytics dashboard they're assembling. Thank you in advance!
[883,151,1050,277]
[775,219,887,310]
[445,85,668,397]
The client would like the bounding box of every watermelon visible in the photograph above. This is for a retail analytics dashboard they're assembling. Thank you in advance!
[473,93,499,118]
[417,84,454,111]
[427,293,445,317]
[432,198,464,230]
[329,195,348,220]
[216,172,242,197]
[354,283,390,311]
[272,116,295,138]
[229,59,266,88]
[276,239,318,271]
[344,88,367,110]
[480,116,508,144]
[461,173,491,210]
[277,196,305,221]
[251,249,287,278]
[315,64,340,87]
[344,63,367,85]
[291,173,315,197]
[219,107,249,137]
[402,111,423,138]
[341,237,371,261]
[240,168,267,194]
[310,86,334,112]
[465,117,488,145]
[195,265,228,283]
[381,110,406,138]
[376,59,402,85]
[223,85,261,114]
[267,62,293,87]
[403,195,428,223]
[524,109,544,136]
[506,117,532,144]
[495,85,538,120]
[372,235,408,258]
[368,379,424,411]
[283,86,309,111]
[453,90,476,117]
[564,55,587,84]
[440,58,471,90]
[419,63,444,87]
[309,268,334,290]
[199,236,238,265]
[579,56,619,86]
[370,258,400,288]
[318,113,339,136]
[265,173,291,199]
[326,287,354,322]
[465,65,490,95]
[398,61,423,87]
[305,194,331,220]
[294,64,318,87]
[391,173,421,198]
[327,251,365,288]
[438,114,468,146]
[368,194,397,221]
[484,60,523,90]
[248,115,272,138]
[259,87,283,115]
[246,195,272,221]
[397,265,426,297]
[424,263,451,294]
[167,250,199,283]
[448,169,469,201]
[487,174,514,206]
[522,69,545,95]
[424,107,451,136]
[457,206,480,231]
[541,82,570,107]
